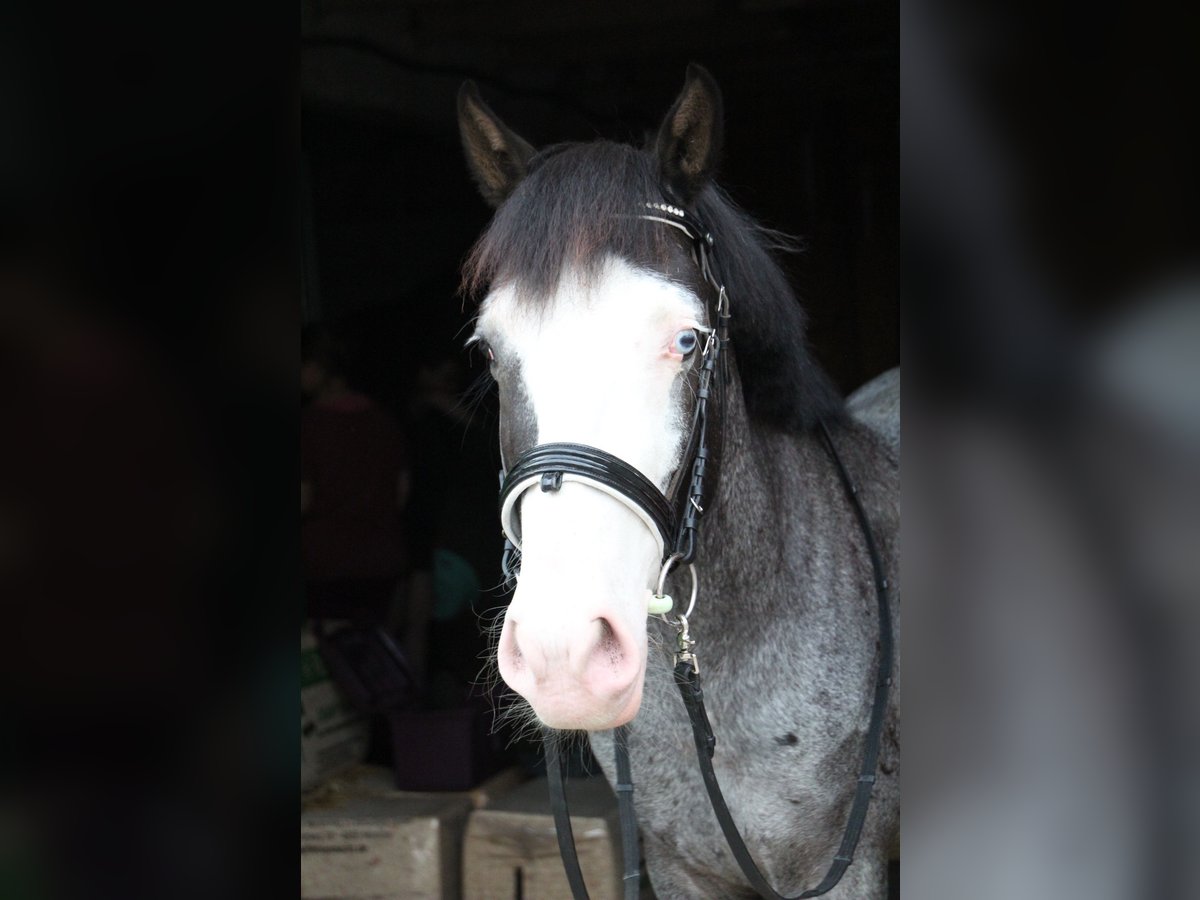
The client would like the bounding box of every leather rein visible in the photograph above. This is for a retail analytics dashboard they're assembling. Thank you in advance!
[494,201,894,899]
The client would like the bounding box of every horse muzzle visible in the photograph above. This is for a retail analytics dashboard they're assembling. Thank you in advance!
[497,594,648,730]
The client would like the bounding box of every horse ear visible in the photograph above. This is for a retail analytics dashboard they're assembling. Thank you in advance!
[457,81,536,208]
[654,64,724,205]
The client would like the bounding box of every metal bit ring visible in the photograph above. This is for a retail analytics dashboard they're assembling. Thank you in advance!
[656,554,698,624]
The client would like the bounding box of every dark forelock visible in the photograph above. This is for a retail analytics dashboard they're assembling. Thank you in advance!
[461,140,845,432]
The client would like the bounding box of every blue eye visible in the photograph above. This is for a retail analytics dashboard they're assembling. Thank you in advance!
[673,329,699,356]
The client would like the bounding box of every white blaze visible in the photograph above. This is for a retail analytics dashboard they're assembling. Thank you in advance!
[480,256,706,727]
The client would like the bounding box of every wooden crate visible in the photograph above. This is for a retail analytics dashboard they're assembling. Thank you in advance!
[463,775,623,900]
[302,790,472,899]
[305,762,526,812]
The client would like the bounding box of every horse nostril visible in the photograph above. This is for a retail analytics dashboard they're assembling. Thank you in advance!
[595,617,625,666]
[501,619,524,670]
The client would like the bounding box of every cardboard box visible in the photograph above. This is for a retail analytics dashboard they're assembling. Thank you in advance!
[301,622,371,792]
[302,790,472,900]
[462,776,624,900]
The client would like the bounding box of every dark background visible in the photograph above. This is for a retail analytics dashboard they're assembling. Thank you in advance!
[299,0,901,841]
[301,0,899,413]
[3,1,1196,897]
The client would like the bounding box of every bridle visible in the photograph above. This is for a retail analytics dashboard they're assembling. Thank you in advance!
[492,200,893,900]
[498,199,729,592]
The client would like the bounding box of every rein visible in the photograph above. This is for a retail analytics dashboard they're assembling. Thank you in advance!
[671,419,893,898]
[495,202,892,899]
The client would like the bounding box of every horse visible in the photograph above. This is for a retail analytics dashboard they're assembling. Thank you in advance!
[456,64,899,899]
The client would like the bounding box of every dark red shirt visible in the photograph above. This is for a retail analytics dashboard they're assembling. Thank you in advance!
[301,392,409,581]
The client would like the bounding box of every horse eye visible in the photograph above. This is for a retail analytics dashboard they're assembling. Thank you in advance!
[673,329,699,356]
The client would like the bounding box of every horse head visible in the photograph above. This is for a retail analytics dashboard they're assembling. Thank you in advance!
[458,66,726,731]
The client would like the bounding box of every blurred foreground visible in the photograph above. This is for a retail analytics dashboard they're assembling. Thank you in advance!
[903,2,1198,897]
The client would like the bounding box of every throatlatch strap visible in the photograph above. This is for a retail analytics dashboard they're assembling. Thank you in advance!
[545,726,641,900]
[672,419,894,898]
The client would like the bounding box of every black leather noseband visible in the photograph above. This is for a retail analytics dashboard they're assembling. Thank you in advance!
[499,443,676,554]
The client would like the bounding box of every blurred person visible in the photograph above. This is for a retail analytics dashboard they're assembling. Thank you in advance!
[300,323,414,652]
[402,348,502,706]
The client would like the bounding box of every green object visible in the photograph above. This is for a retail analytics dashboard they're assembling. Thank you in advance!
[431,549,480,621]
[648,593,673,615]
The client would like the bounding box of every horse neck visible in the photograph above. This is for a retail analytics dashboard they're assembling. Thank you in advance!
[695,368,843,629]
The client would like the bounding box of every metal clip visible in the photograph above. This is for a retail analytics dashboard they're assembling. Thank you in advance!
[674,613,699,673]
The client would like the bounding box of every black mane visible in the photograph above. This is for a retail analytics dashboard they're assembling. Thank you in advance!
[462,140,845,433]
